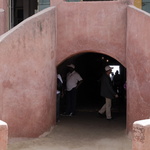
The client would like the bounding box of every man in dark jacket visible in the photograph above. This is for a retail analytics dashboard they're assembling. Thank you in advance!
[98,66,118,120]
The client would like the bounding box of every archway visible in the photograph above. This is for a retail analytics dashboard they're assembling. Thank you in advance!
[57,52,126,120]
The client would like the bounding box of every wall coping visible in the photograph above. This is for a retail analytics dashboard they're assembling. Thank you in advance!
[0,6,55,42]
[133,119,150,126]
[0,120,7,126]
[128,5,150,16]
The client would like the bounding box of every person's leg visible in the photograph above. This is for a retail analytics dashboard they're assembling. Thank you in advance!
[99,100,106,114]
[66,91,72,114]
[106,98,112,119]
[71,88,77,115]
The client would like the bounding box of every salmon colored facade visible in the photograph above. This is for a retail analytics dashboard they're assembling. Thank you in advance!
[52,0,129,66]
[0,7,57,137]
[0,0,150,138]
[127,6,150,134]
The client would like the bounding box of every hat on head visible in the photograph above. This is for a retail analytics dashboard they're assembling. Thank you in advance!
[67,64,75,69]
[105,66,113,71]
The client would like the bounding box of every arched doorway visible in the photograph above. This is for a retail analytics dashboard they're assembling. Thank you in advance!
[57,52,126,119]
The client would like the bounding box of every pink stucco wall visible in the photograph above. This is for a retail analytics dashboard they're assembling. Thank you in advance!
[52,1,130,67]
[126,6,150,134]
[0,0,148,138]
[0,7,57,137]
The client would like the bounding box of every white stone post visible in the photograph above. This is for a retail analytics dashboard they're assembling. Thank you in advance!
[132,119,150,150]
[0,120,8,150]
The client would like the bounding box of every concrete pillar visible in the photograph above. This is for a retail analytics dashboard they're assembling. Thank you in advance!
[0,9,5,35]
[0,120,8,150]
[132,119,150,150]
[0,0,9,32]
[51,0,63,6]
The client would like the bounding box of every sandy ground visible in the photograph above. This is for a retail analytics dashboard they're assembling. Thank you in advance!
[8,111,132,150]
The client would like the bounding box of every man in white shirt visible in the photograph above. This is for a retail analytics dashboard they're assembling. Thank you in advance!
[65,64,83,116]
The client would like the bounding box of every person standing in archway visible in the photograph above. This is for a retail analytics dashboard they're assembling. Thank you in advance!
[65,64,83,116]
[113,70,122,95]
[98,66,118,120]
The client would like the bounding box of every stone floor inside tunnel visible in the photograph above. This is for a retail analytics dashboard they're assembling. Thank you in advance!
[8,110,131,150]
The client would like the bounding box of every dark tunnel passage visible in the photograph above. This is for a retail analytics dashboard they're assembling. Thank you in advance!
[57,52,126,116]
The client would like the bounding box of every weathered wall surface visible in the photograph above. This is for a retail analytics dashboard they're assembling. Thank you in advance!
[0,7,57,137]
[52,0,128,66]
[126,6,150,133]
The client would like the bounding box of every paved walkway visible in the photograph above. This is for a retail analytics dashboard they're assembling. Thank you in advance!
[8,111,132,150]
